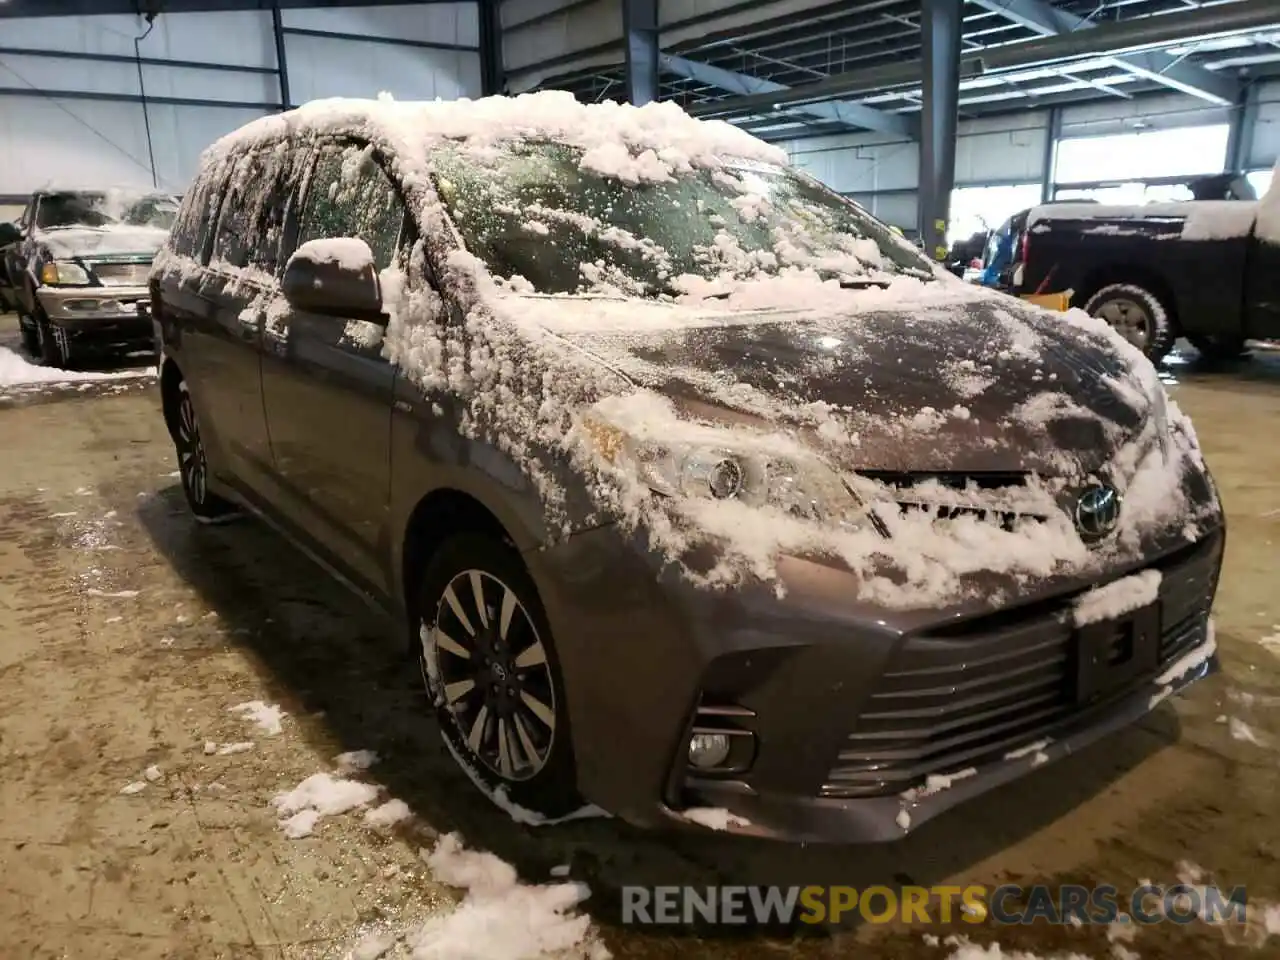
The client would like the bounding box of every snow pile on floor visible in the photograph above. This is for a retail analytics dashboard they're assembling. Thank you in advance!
[365,799,412,828]
[404,832,607,960]
[681,807,750,831]
[335,749,379,774]
[272,772,379,838]
[229,700,286,736]
[0,341,154,389]
[939,935,1092,959]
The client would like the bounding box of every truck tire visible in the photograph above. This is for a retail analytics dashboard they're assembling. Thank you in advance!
[1083,284,1176,364]
[34,312,70,369]
[1188,334,1249,362]
[17,314,39,357]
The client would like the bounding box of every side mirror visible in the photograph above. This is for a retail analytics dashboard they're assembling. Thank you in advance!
[0,222,21,247]
[282,238,385,322]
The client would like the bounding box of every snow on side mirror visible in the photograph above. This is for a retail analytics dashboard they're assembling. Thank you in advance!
[282,237,386,323]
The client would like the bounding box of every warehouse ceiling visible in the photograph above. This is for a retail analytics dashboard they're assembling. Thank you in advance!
[543,0,1280,141]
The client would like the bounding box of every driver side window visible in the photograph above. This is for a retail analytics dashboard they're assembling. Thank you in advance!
[297,144,405,271]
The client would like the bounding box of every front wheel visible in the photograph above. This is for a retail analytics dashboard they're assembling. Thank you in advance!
[1084,283,1176,364]
[417,533,582,820]
[171,381,240,524]
[17,314,39,357]
[1188,334,1250,363]
[34,312,70,368]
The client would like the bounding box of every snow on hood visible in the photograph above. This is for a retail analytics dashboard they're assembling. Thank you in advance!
[163,94,1217,611]
[38,224,169,259]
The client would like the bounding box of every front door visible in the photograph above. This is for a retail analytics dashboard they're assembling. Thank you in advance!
[260,141,407,598]
[182,147,292,496]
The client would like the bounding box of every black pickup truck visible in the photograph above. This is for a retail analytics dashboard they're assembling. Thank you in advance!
[1017,195,1280,363]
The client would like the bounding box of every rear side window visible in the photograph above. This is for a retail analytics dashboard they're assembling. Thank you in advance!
[169,161,223,260]
[211,145,293,271]
[296,144,405,270]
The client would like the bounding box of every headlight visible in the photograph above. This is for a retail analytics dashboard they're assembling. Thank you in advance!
[582,415,867,529]
[39,260,93,285]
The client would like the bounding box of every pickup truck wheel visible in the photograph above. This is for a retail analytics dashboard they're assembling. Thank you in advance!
[417,533,583,821]
[171,381,240,524]
[17,314,39,357]
[34,313,70,369]
[1084,284,1175,364]
[1188,335,1249,362]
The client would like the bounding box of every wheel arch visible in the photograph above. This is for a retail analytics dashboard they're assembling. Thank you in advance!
[398,487,525,630]
[1071,264,1182,331]
[159,355,184,443]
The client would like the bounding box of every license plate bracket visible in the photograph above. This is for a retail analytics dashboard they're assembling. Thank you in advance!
[1073,603,1162,704]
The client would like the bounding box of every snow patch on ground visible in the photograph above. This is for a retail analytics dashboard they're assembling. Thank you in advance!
[272,771,380,838]
[365,799,413,828]
[0,343,155,389]
[681,807,751,831]
[407,832,607,960]
[335,749,379,774]
[229,700,286,736]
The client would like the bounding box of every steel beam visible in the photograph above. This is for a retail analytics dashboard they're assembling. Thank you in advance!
[661,53,917,138]
[1040,105,1061,202]
[919,0,962,261]
[478,0,503,96]
[0,46,279,74]
[0,87,280,110]
[271,2,291,112]
[969,0,1238,105]
[1225,82,1260,172]
[623,0,659,105]
[280,26,478,53]
[0,0,461,16]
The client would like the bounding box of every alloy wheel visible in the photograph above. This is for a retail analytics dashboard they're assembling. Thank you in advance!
[423,569,557,782]
[1094,298,1151,350]
[176,388,208,506]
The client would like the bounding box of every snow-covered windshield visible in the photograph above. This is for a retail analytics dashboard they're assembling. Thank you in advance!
[36,192,178,231]
[430,140,934,298]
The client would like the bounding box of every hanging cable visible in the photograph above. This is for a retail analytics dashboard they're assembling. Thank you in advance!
[134,14,159,189]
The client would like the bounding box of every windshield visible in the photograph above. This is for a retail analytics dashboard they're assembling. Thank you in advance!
[430,141,934,298]
[36,192,177,230]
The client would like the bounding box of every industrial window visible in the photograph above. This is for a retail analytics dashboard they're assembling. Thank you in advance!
[1247,169,1274,199]
[1054,124,1231,184]
[948,184,1042,247]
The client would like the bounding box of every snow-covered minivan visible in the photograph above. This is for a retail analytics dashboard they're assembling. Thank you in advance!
[151,93,1223,842]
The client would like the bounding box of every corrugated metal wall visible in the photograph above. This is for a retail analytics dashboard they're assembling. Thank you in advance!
[0,3,481,196]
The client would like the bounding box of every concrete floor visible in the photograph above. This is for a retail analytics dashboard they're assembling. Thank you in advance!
[0,315,1278,960]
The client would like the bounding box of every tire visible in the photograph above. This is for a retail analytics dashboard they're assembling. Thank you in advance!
[34,312,69,368]
[417,533,582,819]
[1188,334,1249,362]
[1084,283,1176,364]
[17,314,39,357]
[171,380,240,524]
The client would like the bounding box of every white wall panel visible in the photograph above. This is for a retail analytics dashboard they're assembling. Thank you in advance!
[1,11,276,69]
[0,6,484,196]
[660,0,836,47]
[1248,80,1280,170]
[848,192,918,231]
[1060,92,1230,138]
[0,97,267,193]
[502,0,619,75]
[285,34,480,103]
[282,4,479,47]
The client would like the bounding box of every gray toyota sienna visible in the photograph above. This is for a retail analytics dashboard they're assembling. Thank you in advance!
[150,93,1223,842]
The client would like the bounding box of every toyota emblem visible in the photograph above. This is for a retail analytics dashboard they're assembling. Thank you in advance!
[1074,484,1121,541]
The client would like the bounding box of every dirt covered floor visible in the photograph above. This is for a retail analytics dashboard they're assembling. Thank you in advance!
[0,319,1278,960]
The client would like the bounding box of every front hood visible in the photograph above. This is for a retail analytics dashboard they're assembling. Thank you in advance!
[526,292,1154,477]
[37,225,168,259]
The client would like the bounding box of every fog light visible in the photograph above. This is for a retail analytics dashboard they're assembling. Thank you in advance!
[688,733,731,769]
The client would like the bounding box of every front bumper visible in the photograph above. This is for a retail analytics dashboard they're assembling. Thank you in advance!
[530,524,1223,844]
[36,284,152,341]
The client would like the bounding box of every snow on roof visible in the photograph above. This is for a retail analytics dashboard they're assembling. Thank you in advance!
[1027,200,1259,242]
[203,90,788,182]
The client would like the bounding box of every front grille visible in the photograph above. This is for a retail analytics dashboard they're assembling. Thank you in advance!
[859,470,1047,530]
[90,261,151,286]
[819,534,1220,799]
